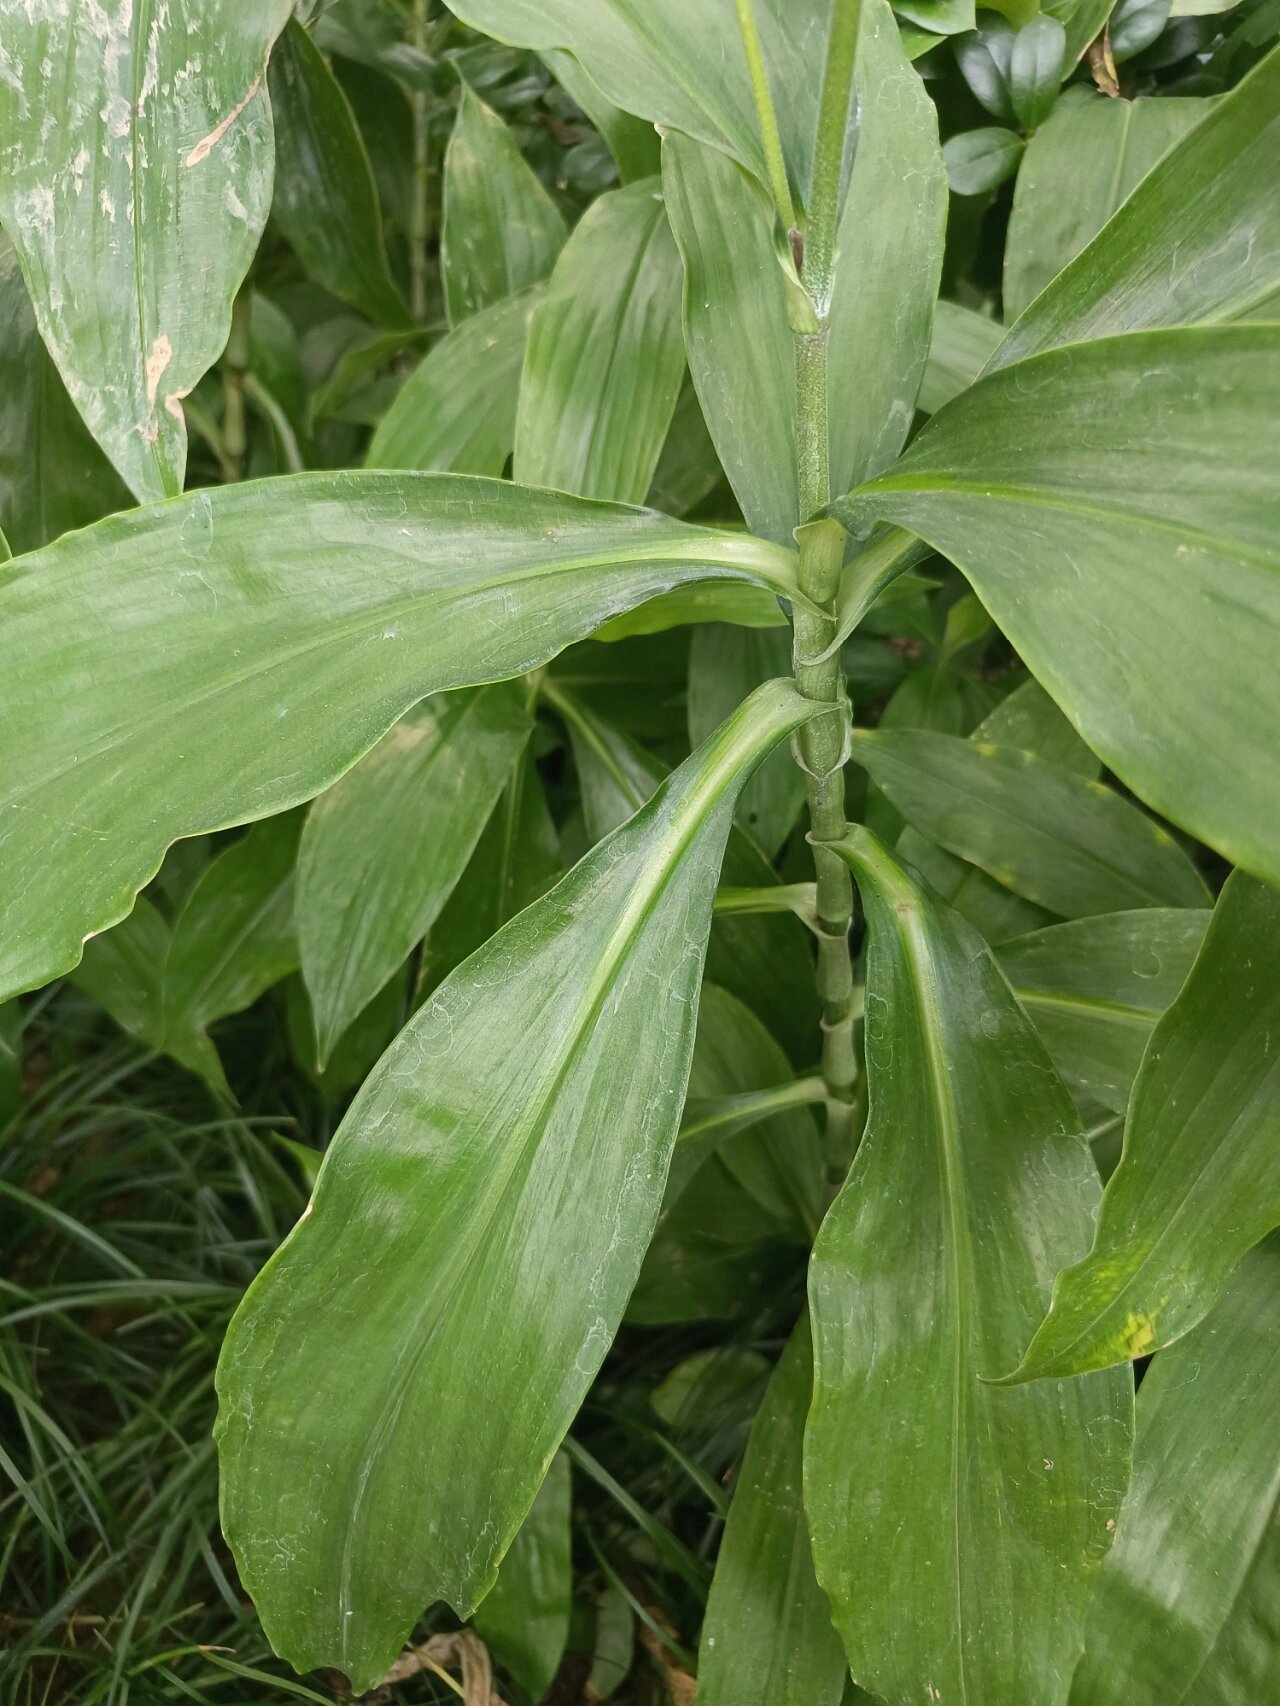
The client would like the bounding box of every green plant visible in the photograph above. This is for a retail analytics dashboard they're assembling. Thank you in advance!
[2,1,1279,1703]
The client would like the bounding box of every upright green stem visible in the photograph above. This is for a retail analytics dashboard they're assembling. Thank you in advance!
[410,0,432,323]
[789,0,862,1177]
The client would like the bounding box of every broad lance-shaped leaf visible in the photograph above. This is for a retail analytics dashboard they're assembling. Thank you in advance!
[473,1453,572,1703]
[806,828,1132,1706]
[698,1320,852,1706]
[297,683,534,1065]
[215,679,819,1691]
[993,44,1280,365]
[837,326,1280,886]
[514,179,684,505]
[849,727,1209,919]
[365,289,538,476]
[0,0,294,503]
[0,470,799,1003]
[268,21,410,330]
[440,84,567,327]
[1069,1236,1280,1706]
[1006,870,1280,1380]
[663,0,945,542]
[995,909,1209,1116]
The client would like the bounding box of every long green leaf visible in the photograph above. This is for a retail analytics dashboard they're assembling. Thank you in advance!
[1003,88,1204,324]
[850,727,1209,918]
[1069,1237,1280,1706]
[473,1453,572,1703]
[215,679,818,1691]
[268,21,410,329]
[838,325,1280,885]
[514,179,684,503]
[995,910,1209,1115]
[663,0,945,542]
[297,685,533,1064]
[918,300,1003,416]
[698,1320,850,1706]
[440,84,567,326]
[365,289,538,474]
[1006,870,1280,1380]
[0,0,293,502]
[806,827,1132,1705]
[994,46,1280,365]
[0,471,798,1003]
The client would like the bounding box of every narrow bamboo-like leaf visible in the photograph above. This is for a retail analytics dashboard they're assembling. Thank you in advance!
[549,688,820,1063]
[365,289,538,474]
[215,680,818,1691]
[839,326,1280,885]
[473,1453,572,1703]
[698,1321,850,1706]
[0,239,129,554]
[850,728,1209,917]
[0,471,798,1003]
[514,180,684,504]
[440,84,567,326]
[897,827,1052,944]
[918,300,1003,415]
[1007,871,1280,1379]
[689,626,805,858]
[0,0,294,502]
[806,828,1132,1706]
[1003,88,1204,323]
[268,21,410,329]
[1068,1237,1280,1706]
[994,46,1280,365]
[995,910,1209,1114]
[664,0,945,541]
[540,50,661,184]
[446,0,825,187]
[297,684,533,1064]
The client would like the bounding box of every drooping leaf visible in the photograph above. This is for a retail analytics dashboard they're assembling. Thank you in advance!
[1007,870,1280,1379]
[440,83,567,326]
[267,22,410,330]
[663,0,945,541]
[994,45,1280,365]
[473,1453,572,1704]
[850,727,1210,917]
[1069,1237,1280,1706]
[1003,88,1204,323]
[806,827,1132,1705]
[540,49,661,184]
[297,684,534,1065]
[215,679,818,1691]
[0,238,129,554]
[365,289,538,475]
[995,909,1209,1114]
[689,626,805,858]
[697,1321,850,1706]
[918,300,1003,416]
[0,471,799,1003]
[838,326,1280,886]
[514,180,683,503]
[0,0,294,502]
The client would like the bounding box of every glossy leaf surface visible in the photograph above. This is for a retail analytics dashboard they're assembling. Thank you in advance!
[365,289,537,475]
[1069,1238,1280,1705]
[515,180,684,504]
[1009,871,1280,1379]
[297,684,533,1065]
[841,326,1280,886]
[215,680,818,1690]
[268,22,409,329]
[698,1322,849,1706]
[807,829,1132,1705]
[996,910,1208,1115]
[994,46,1280,365]
[851,728,1209,917]
[0,0,293,502]
[473,1453,572,1703]
[440,84,567,326]
[1004,89,1203,323]
[0,472,798,1003]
